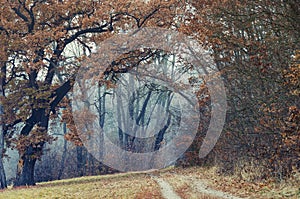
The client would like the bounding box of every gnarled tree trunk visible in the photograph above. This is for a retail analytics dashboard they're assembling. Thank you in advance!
[14,108,49,186]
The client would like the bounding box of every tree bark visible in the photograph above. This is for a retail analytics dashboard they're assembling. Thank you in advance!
[14,146,39,186]
[14,108,49,186]
[0,61,7,189]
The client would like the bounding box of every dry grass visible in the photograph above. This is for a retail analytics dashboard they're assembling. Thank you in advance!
[0,166,299,199]
[0,172,163,199]
[159,166,300,199]
[164,176,222,199]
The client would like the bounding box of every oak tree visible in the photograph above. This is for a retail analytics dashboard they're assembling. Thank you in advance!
[0,0,179,186]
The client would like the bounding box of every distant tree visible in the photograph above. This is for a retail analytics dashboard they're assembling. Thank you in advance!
[0,62,7,189]
[0,25,8,189]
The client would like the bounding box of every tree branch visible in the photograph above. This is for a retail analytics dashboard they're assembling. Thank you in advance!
[50,79,72,113]
[64,24,109,46]
[12,6,29,23]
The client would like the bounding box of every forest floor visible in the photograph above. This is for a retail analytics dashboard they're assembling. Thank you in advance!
[0,166,299,199]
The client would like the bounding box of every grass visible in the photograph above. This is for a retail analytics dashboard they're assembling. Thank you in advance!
[0,166,299,199]
[0,172,162,199]
[160,166,300,199]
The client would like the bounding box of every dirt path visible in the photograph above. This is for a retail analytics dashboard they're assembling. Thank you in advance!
[151,175,181,199]
[186,176,243,199]
[151,173,243,199]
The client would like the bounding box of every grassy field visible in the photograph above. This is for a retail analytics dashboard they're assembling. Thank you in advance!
[0,167,299,199]
[0,172,163,199]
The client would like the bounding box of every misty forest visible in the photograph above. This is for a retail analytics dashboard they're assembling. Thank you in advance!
[0,0,299,198]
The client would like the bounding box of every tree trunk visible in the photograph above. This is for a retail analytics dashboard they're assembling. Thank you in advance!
[154,113,171,151]
[0,126,6,189]
[14,146,38,186]
[76,146,84,176]
[0,61,7,189]
[0,122,6,189]
[13,105,49,186]
[0,156,6,189]
[58,122,67,180]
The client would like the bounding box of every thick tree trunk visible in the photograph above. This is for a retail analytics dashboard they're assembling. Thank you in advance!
[14,105,49,186]
[14,146,38,186]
